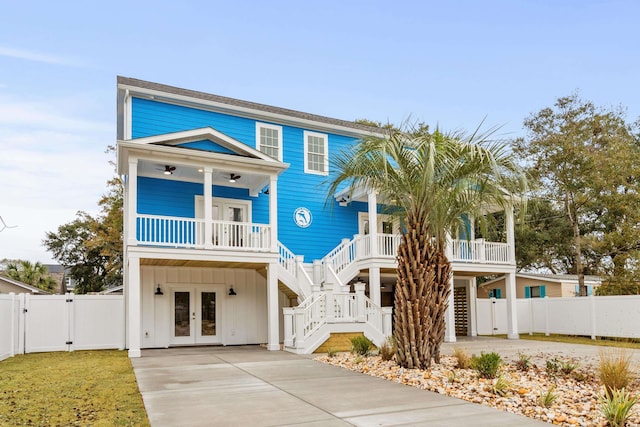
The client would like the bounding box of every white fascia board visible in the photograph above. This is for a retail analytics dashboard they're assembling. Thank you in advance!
[130,127,276,163]
[118,83,385,139]
[118,141,289,176]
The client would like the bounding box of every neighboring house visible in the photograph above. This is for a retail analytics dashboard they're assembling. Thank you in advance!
[44,264,65,294]
[0,275,52,295]
[117,77,520,357]
[478,273,602,299]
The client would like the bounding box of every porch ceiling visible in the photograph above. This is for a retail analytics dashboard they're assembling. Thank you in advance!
[140,258,267,270]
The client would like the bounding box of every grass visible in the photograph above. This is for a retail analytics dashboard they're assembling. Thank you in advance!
[495,333,640,349]
[0,350,149,426]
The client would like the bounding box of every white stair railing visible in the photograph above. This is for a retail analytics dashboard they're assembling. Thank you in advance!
[278,242,297,277]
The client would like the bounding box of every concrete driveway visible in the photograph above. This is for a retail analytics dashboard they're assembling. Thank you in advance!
[132,341,547,426]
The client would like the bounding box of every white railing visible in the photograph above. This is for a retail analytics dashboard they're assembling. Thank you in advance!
[137,214,205,248]
[332,293,357,322]
[136,214,271,251]
[300,294,326,338]
[449,239,510,264]
[278,242,297,277]
[365,296,383,330]
[378,234,401,257]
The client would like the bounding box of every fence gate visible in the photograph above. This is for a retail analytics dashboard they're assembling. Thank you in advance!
[453,286,468,336]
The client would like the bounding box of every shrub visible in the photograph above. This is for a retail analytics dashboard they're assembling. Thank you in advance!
[600,388,638,427]
[560,360,578,375]
[472,352,502,379]
[514,352,531,372]
[350,335,373,356]
[599,349,634,398]
[453,347,472,369]
[379,336,396,361]
[538,386,557,408]
[546,357,560,376]
[490,374,511,396]
[327,347,337,358]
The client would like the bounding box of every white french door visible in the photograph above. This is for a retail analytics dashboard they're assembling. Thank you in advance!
[170,287,220,345]
[195,196,251,247]
[358,213,398,235]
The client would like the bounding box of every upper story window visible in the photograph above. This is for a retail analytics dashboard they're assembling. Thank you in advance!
[304,131,328,175]
[256,123,283,161]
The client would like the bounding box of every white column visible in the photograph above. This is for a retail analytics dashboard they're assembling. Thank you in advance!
[468,278,478,336]
[369,266,381,306]
[269,176,278,252]
[368,191,378,256]
[506,205,515,264]
[266,262,280,350]
[505,271,519,339]
[282,308,294,348]
[354,282,366,322]
[204,167,213,249]
[127,255,142,358]
[127,158,138,246]
[444,275,457,342]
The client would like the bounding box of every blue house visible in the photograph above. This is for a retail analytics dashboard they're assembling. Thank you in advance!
[117,77,520,357]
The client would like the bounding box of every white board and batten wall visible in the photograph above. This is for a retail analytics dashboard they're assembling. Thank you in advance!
[140,266,289,349]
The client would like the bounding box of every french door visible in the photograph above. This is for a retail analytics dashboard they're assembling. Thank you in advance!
[170,288,220,345]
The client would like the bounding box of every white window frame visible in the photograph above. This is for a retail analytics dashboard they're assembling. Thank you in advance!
[256,123,283,161]
[303,130,328,175]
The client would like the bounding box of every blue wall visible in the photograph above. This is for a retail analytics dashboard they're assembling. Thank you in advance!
[132,98,370,261]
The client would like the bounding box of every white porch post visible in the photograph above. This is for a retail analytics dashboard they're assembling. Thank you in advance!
[127,255,141,358]
[266,262,280,350]
[505,271,519,339]
[506,204,515,264]
[127,158,138,246]
[203,167,213,249]
[444,275,457,342]
[269,176,278,252]
[468,278,478,336]
[369,266,381,306]
[368,191,378,256]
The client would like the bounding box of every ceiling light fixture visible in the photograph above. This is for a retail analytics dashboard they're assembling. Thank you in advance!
[163,165,176,175]
[229,173,241,183]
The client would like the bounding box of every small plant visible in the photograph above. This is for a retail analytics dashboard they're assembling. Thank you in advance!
[453,347,472,369]
[514,352,531,372]
[538,386,557,408]
[490,374,511,396]
[350,335,373,356]
[599,388,638,427]
[353,355,365,364]
[599,349,634,398]
[327,347,337,358]
[546,357,560,376]
[560,360,578,375]
[472,352,502,379]
[379,336,396,361]
[447,370,458,384]
[571,370,589,382]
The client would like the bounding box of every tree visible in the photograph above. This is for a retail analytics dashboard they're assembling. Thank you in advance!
[43,147,123,294]
[514,94,640,292]
[327,124,526,368]
[5,260,57,292]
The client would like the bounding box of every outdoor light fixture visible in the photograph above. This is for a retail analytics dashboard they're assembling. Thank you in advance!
[154,285,164,296]
[338,197,348,207]
[228,286,237,296]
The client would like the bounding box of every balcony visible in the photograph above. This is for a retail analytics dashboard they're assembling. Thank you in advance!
[135,214,272,251]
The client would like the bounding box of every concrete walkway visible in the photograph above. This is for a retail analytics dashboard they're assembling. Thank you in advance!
[132,339,550,426]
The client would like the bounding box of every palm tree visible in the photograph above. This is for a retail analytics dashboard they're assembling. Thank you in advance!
[327,125,526,369]
[5,260,57,292]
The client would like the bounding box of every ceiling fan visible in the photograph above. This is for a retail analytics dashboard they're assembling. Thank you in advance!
[228,173,241,183]
[156,165,176,175]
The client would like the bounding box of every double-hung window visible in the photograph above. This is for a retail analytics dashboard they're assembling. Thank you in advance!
[256,123,282,161]
[304,130,328,175]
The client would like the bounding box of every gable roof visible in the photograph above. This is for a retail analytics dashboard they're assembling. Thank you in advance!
[0,275,52,294]
[130,127,277,163]
[479,273,603,288]
[117,76,385,139]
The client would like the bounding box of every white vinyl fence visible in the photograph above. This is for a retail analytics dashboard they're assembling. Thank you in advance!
[477,295,640,339]
[0,293,125,362]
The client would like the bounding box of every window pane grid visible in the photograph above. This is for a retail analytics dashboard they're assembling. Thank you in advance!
[258,126,280,160]
[306,134,326,173]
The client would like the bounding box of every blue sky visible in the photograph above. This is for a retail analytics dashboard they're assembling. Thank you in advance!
[1,0,639,263]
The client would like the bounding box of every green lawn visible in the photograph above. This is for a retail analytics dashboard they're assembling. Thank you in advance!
[494,333,640,349]
[0,350,149,426]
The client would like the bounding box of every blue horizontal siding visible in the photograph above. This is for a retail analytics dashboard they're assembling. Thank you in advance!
[176,140,237,155]
[132,96,371,261]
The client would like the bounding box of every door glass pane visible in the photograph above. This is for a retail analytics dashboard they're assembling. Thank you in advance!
[228,207,243,222]
[174,292,190,337]
[201,292,216,336]
[382,221,393,234]
[363,220,370,235]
